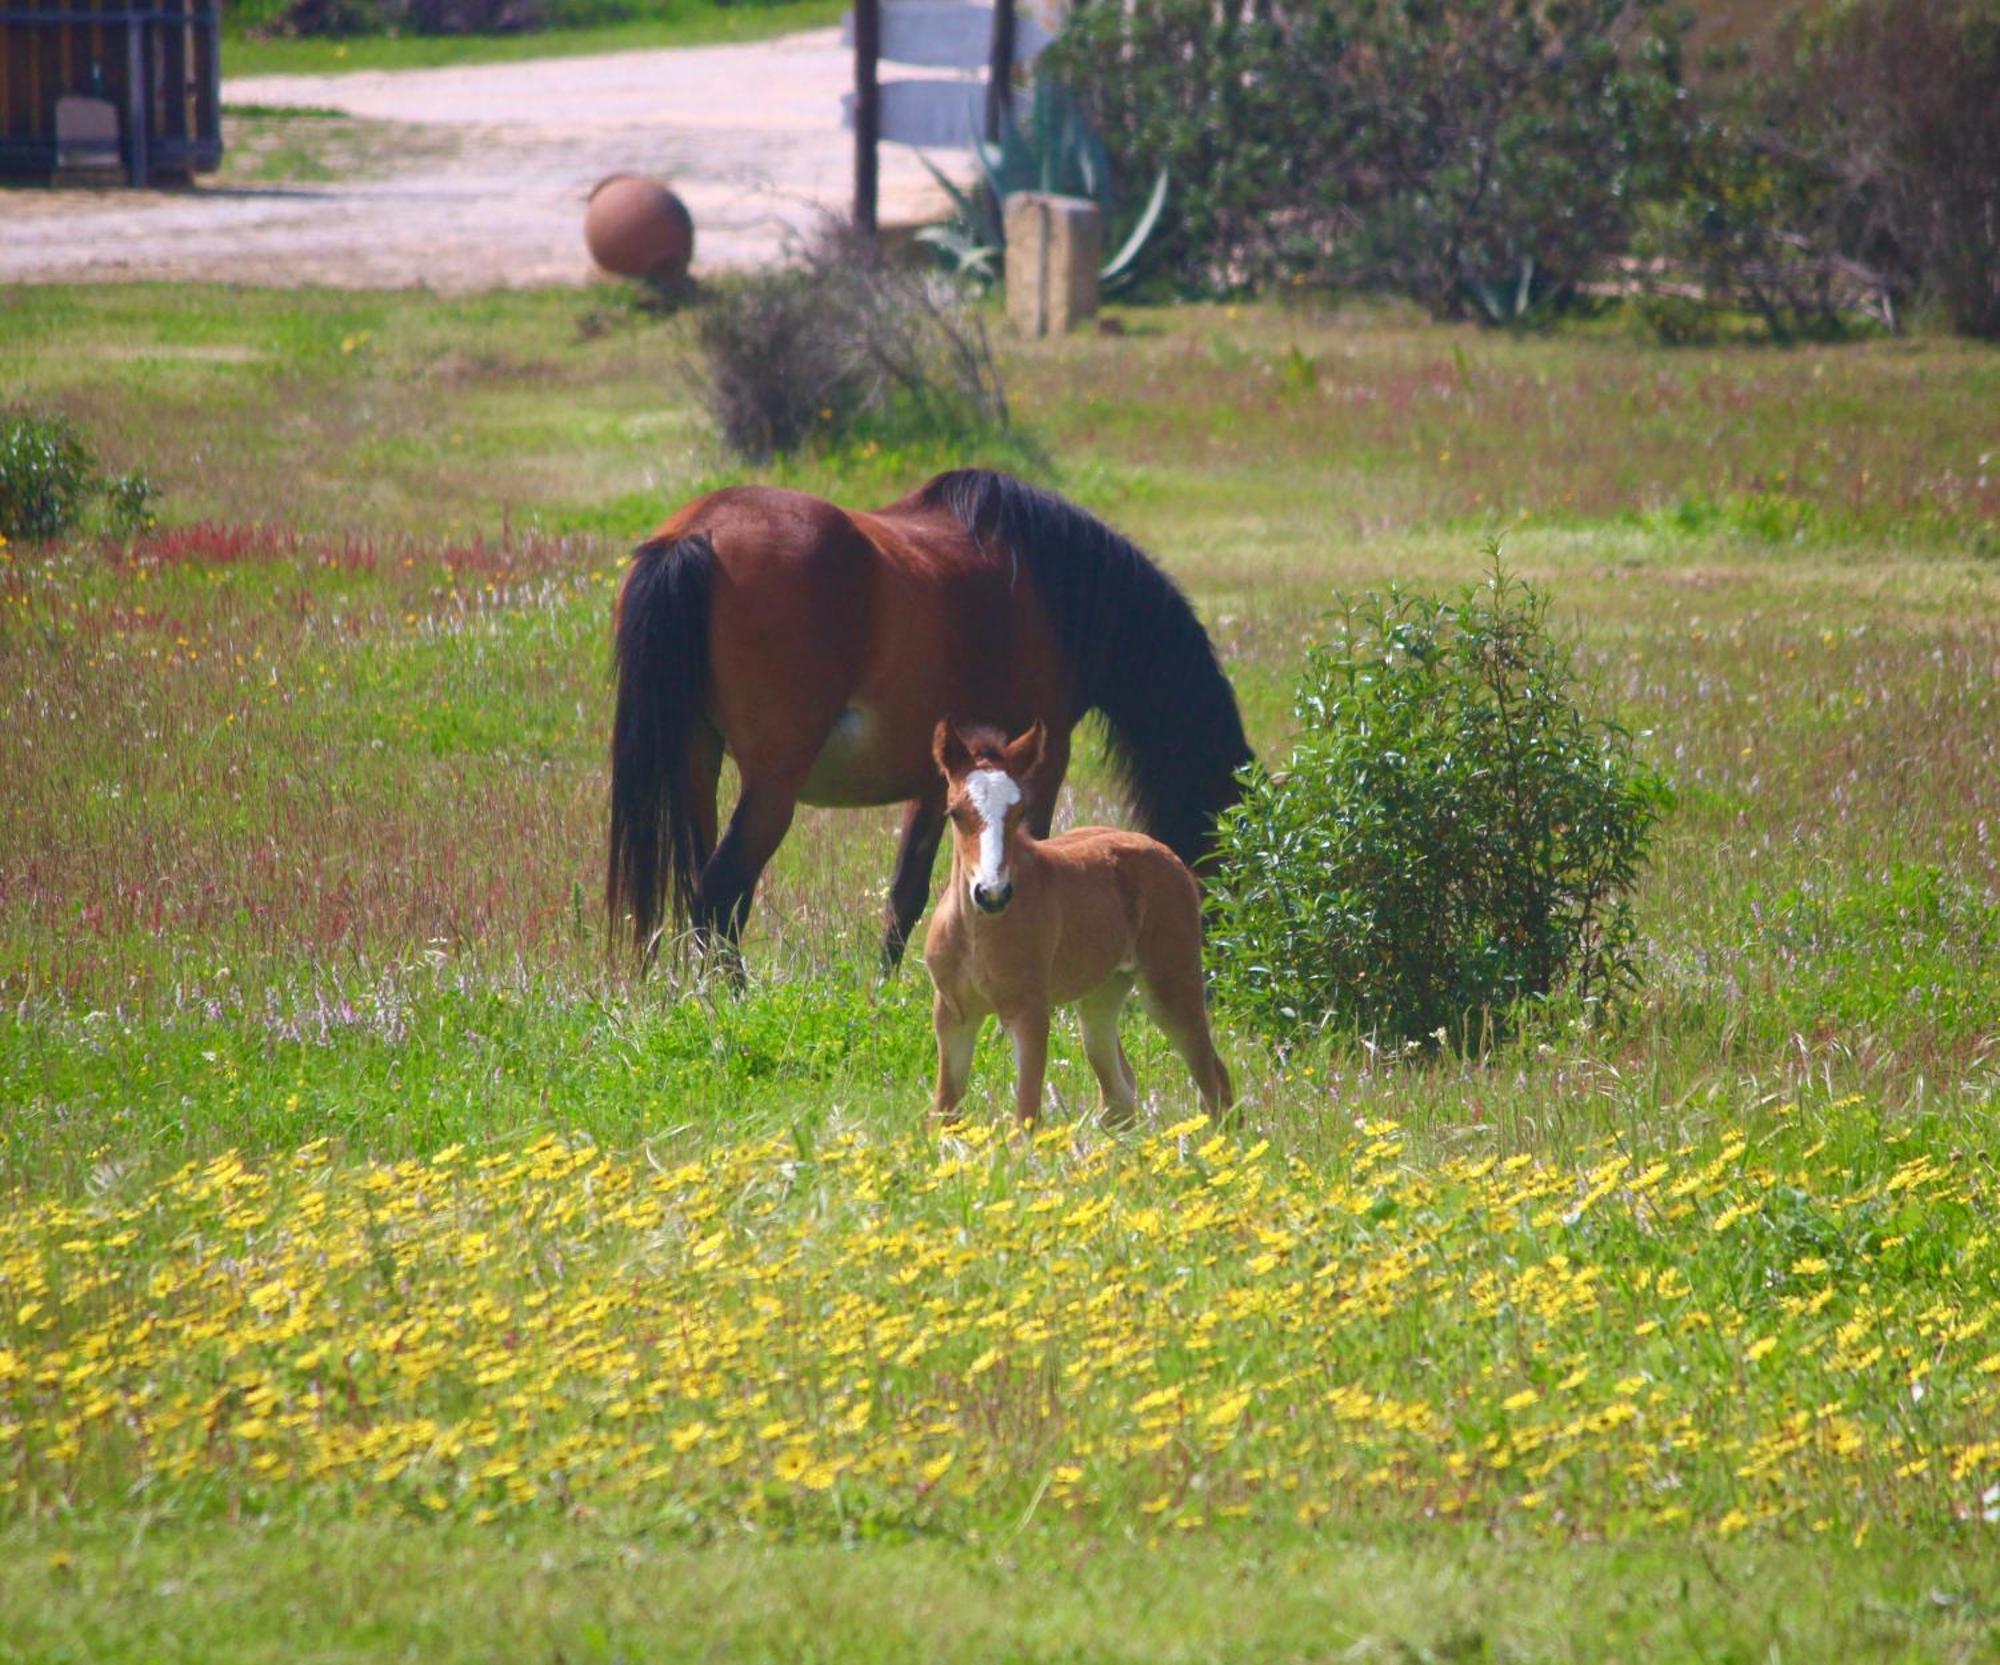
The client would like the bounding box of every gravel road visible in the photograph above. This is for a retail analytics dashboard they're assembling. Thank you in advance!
[0,29,962,290]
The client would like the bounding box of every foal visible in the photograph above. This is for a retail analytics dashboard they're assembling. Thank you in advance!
[922,720,1234,1128]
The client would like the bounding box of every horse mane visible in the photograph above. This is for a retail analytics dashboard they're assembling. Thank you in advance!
[916,468,1252,865]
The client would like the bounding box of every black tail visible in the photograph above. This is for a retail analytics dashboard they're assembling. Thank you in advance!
[917,469,1253,865]
[607,532,715,953]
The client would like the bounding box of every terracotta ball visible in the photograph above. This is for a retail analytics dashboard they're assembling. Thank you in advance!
[584,174,695,282]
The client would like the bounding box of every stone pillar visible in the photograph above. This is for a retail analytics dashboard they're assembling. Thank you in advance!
[1004,193,1101,338]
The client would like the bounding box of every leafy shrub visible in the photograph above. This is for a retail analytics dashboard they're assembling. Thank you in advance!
[0,415,96,542]
[1628,118,1880,344]
[1045,0,1687,315]
[1205,559,1668,1048]
[102,470,162,539]
[694,220,1007,462]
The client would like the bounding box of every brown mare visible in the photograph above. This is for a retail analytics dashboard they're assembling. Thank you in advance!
[606,468,1252,967]
[923,720,1234,1127]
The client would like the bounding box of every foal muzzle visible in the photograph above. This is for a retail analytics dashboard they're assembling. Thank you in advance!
[971,880,1014,915]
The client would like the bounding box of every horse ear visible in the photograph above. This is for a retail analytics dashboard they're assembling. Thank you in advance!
[1006,720,1047,780]
[934,719,971,780]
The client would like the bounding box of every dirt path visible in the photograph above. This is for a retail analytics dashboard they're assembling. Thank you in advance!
[0,30,963,290]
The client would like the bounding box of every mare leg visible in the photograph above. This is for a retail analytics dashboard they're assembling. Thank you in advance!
[932,993,982,1125]
[687,722,723,868]
[693,774,797,978]
[1139,964,1235,1121]
[882,791,947,972]
[1003,1006,1052,1128]
[1077,973,1139,1128]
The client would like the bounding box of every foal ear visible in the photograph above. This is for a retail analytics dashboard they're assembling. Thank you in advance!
[933,719,972,780]
[1005,719,1047,780]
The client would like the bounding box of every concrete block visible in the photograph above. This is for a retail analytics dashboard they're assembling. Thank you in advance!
[1004,193,1100,337]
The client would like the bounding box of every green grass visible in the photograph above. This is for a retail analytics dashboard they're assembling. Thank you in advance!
[2,283,1998,1657]
[10,1522,1999,1662]
[222,0,843,78]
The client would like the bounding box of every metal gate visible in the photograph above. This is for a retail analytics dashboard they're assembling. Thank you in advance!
[0,0,221,184]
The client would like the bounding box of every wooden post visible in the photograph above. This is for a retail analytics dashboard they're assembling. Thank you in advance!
[985,0,1016,145]
[124,14,147,187]
[852,0,879,237]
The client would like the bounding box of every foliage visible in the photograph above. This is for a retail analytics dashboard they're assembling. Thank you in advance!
[1797,0,2000,338]
[1633,0,1999,341]
[0,414,96,543]
[1206,558,1667,1047]
[694,220,1007,462]
[917,80,1169,293]
[101,470,162,539]
[1045,0,1687,316]
[1627,113,1876,344]
[0,416,169,544]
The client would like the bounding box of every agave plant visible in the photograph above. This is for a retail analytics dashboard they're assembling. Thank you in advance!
[917,79,1169,293]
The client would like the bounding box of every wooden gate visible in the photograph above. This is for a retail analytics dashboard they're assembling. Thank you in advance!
[0,0,221,185]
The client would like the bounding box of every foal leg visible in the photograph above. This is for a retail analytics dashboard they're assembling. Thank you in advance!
[881,790,947,973]
[1139,964,1235,1121]
[1003,1006,1052,1128]
[694,773,797,979]
[1077,973,1139,1128]
[931,992,982,1125]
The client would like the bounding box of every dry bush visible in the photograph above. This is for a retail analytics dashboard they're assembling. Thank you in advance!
[1801,0,2000,337]
[693,221,1008,463]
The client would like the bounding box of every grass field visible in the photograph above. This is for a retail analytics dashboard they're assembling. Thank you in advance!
[221,0,843,78]
[3,283,1999,1659]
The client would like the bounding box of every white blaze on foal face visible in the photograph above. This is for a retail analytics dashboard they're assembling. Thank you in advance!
[961,766,1022,912]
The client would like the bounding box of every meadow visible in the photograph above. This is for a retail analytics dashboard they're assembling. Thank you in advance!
[3,282,1999,1659]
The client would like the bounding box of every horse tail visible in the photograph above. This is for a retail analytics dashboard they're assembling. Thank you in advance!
[917,469,1253,866]
[606,531,715,953]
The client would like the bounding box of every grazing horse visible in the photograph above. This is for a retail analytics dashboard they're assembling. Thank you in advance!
[923,720,1234,1127]
[607,468,1251,967]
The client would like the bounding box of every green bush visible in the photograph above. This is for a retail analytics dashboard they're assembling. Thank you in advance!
[0,414,96,543]
[102,470,162,539]
[1045,0,1687,314]
[1629,116,1873,345]
[1205,560,1668,1048]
